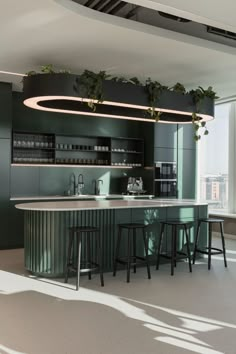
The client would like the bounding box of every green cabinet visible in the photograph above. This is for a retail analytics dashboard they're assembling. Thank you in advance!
[0,139,11,248]
[154,123,178,148]
[154,124,197,198]
[177,149,196,199]
[0,83,12,139]
[178,124,196,150]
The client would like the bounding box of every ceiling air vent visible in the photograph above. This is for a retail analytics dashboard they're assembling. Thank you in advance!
[207,26,236,40]
[158,11,191,23]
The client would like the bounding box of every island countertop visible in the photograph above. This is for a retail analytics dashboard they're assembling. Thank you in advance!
[15,199,207,211]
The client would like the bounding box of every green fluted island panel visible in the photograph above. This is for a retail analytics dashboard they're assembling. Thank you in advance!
[23,203,208,277]
[24,209,116,276]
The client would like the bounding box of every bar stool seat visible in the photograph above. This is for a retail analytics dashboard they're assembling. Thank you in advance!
[113,223,151,283]
[156,220,193,276]
[192,218,227,269]
[65,226,104,290]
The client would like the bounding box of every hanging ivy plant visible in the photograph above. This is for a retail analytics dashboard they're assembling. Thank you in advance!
[190,86,218,140]
[192,113,209,141]
[25,64,71,76]
[170,82,186,94]
[74,70,110,111]
[145,78,168,120]
[110,76,141,85]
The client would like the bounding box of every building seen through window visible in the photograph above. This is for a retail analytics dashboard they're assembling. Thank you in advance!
[198,103,230,211]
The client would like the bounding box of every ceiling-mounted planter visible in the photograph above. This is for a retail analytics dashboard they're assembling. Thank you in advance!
[23,73,214,124]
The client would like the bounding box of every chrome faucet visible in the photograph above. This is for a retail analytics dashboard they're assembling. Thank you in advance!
[77,174,84,195]
[69,173,77,195]
[93,179,103,195]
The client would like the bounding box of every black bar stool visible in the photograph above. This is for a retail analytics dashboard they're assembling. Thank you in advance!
[65,226,104,290]
[192,218,227,270]
[113,223,151,283]
[156,220,193,276]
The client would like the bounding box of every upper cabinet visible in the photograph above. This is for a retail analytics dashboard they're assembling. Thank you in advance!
[12,131,144,168]
[0,82,12,139]
[154,124,178,149]
[177,124,196,150]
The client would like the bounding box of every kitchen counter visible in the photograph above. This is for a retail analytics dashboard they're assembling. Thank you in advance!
[11,194,154,201]
[15,198,207,211]
[17,199,208,277]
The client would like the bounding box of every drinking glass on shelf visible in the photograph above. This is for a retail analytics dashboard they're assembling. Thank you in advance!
[21,136,27,148]
[48,137,53,148]
[44,136,49,148]
[13,137,17,147]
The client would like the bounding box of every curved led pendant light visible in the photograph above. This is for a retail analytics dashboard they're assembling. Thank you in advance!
[23,74,214,124]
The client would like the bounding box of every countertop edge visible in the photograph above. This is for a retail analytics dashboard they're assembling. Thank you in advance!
[15,199,208,211]
[10,194,155,201]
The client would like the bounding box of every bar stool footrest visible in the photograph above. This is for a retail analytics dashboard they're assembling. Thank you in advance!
[195,247,223,255]
[159,252,190,261]
[66,261,99,273]
[115,256,146,265]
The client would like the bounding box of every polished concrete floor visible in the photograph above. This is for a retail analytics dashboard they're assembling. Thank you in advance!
[0,238,235,354]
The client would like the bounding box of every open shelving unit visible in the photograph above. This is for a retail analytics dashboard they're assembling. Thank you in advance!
[12,131,144,168]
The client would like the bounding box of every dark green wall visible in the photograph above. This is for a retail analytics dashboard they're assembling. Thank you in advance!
[0,83,23,249]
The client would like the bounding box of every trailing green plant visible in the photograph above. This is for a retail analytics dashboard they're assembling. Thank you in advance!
[170,82,186,94]
[190,86,218,141]
[25,64,71,76]
[145,78,168,119]
[74,70,110,111]
[192,113,209,141]
[189,86,218,110]
[110,76,141,85]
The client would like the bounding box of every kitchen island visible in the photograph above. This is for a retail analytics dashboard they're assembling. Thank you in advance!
[16,199,208,277]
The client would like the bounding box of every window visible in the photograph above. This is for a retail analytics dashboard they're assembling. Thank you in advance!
[198,102,231,211]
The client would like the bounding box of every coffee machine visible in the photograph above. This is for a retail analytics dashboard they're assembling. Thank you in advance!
[126,177,146,195]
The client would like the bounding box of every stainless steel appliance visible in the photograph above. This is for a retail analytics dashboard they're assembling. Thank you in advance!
[154,161,177,197]
[126,177,146,195]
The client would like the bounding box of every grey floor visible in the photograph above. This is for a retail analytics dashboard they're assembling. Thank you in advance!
[0,238,235,354]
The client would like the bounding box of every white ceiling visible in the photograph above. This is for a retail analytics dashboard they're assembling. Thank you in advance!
[1,0,236,99]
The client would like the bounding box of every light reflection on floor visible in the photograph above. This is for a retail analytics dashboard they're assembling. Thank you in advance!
[0,266,235,354]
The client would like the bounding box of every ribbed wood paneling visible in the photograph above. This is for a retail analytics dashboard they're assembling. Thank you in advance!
[24,209,115,276]
[24,206,207,277]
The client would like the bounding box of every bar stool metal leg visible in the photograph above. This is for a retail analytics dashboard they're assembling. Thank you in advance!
[193,221,201,264]
[156,223,165,270]
[127,228,131,283]
[142,227,151,279]
[87,231,92,280]
[220,222,227,268]
[133,228,137,273]
[65,228,74,283]
[76,231,82,291]
[113,226,122,276]
[171,225,175,276]
[184,224,192,273]
[97,231,104,287]
[208,222,212,270]
[174,226,177,267]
